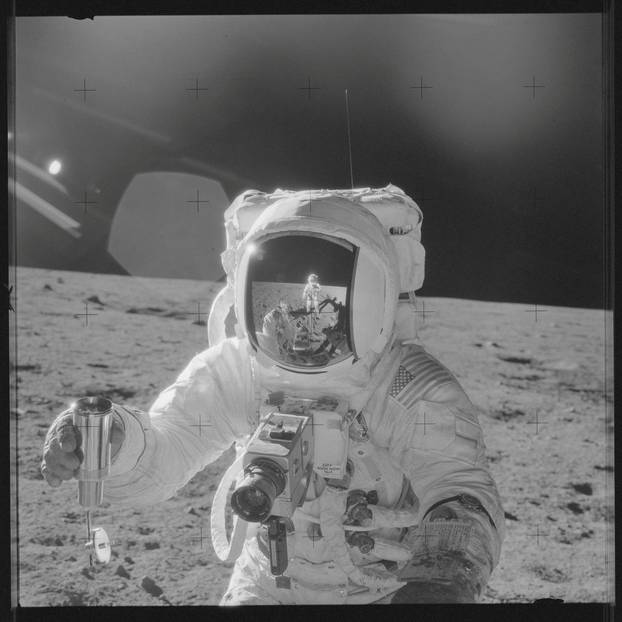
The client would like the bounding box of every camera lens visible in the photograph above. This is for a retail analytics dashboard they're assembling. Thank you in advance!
[231,459,287,523]
[231,487,271,521]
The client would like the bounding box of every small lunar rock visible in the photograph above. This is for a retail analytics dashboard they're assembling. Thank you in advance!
[535,567,568,584]
[138,526,154,535]
[126,306,164,315]
[186,506,199,516]
[141,576,163,597]
[566,502,584,515]
[497,354,532,365]
[124,556,135,564]
[504,511,519,521]
[81,568,94,580]
[144,541,161,550]
[86,295,106,305]
[67,556,77,562]
[43,284,53,290]
[115,565,131,579]
[15,364,40,371]
[570,483,593,495]
[111,387,137,400]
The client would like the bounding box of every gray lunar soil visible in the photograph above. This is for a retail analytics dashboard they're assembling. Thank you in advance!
[10,267,614,606]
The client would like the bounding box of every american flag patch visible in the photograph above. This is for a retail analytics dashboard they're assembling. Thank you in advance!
[390,348,458,408]
[390,365,415,398]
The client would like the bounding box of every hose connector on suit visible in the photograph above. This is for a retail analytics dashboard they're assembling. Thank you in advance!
[318,486,404,593]
[343,504,420,531]
[342,489,420,563]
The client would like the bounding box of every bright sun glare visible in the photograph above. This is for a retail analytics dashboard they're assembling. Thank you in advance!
[48,159,62,175]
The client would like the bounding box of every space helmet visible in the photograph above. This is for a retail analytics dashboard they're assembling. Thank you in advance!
[234,193,400,379]
[208,186,425,387]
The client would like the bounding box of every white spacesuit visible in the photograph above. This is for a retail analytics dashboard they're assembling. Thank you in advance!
[46,185,505,605]
[303,274,321,314]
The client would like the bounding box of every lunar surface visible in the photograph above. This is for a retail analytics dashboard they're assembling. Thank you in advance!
[11,267,613,606]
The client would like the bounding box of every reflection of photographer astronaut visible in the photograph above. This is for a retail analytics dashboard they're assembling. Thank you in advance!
[41,187,505,605]
[260,301,296,356]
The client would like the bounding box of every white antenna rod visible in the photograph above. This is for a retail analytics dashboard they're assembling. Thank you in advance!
[345,89,354,189]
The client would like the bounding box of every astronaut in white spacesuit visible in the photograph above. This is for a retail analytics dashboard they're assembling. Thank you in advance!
[303,274,321,315]
[260,300,296,359]
[41,185,505,605]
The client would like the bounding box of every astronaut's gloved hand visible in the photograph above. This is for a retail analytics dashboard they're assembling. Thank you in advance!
[391,574,477,603]
[390,550,482,603]
[392,495,500,603]
[41,408,126,488]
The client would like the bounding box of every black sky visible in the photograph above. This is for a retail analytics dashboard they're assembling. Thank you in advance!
[248,236,356,286]
[13,13,606,308]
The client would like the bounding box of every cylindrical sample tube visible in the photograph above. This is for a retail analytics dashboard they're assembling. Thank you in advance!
[72,396,113,508]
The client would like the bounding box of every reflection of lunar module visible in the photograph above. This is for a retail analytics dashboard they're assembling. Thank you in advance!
[258,290,349,366]
[292,311,327,353]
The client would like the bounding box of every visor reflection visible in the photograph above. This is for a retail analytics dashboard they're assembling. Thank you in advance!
[247,235,355,368]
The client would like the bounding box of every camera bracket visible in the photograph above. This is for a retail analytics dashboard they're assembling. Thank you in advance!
[267,516,289,575]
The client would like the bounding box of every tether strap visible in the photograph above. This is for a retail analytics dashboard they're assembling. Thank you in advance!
[422,495,496,530]
[210,452,250,562]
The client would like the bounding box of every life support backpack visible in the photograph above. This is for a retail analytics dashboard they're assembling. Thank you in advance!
[207,184,426,347]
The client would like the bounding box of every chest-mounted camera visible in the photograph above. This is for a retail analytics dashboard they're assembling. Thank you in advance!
[229,399,350,575]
